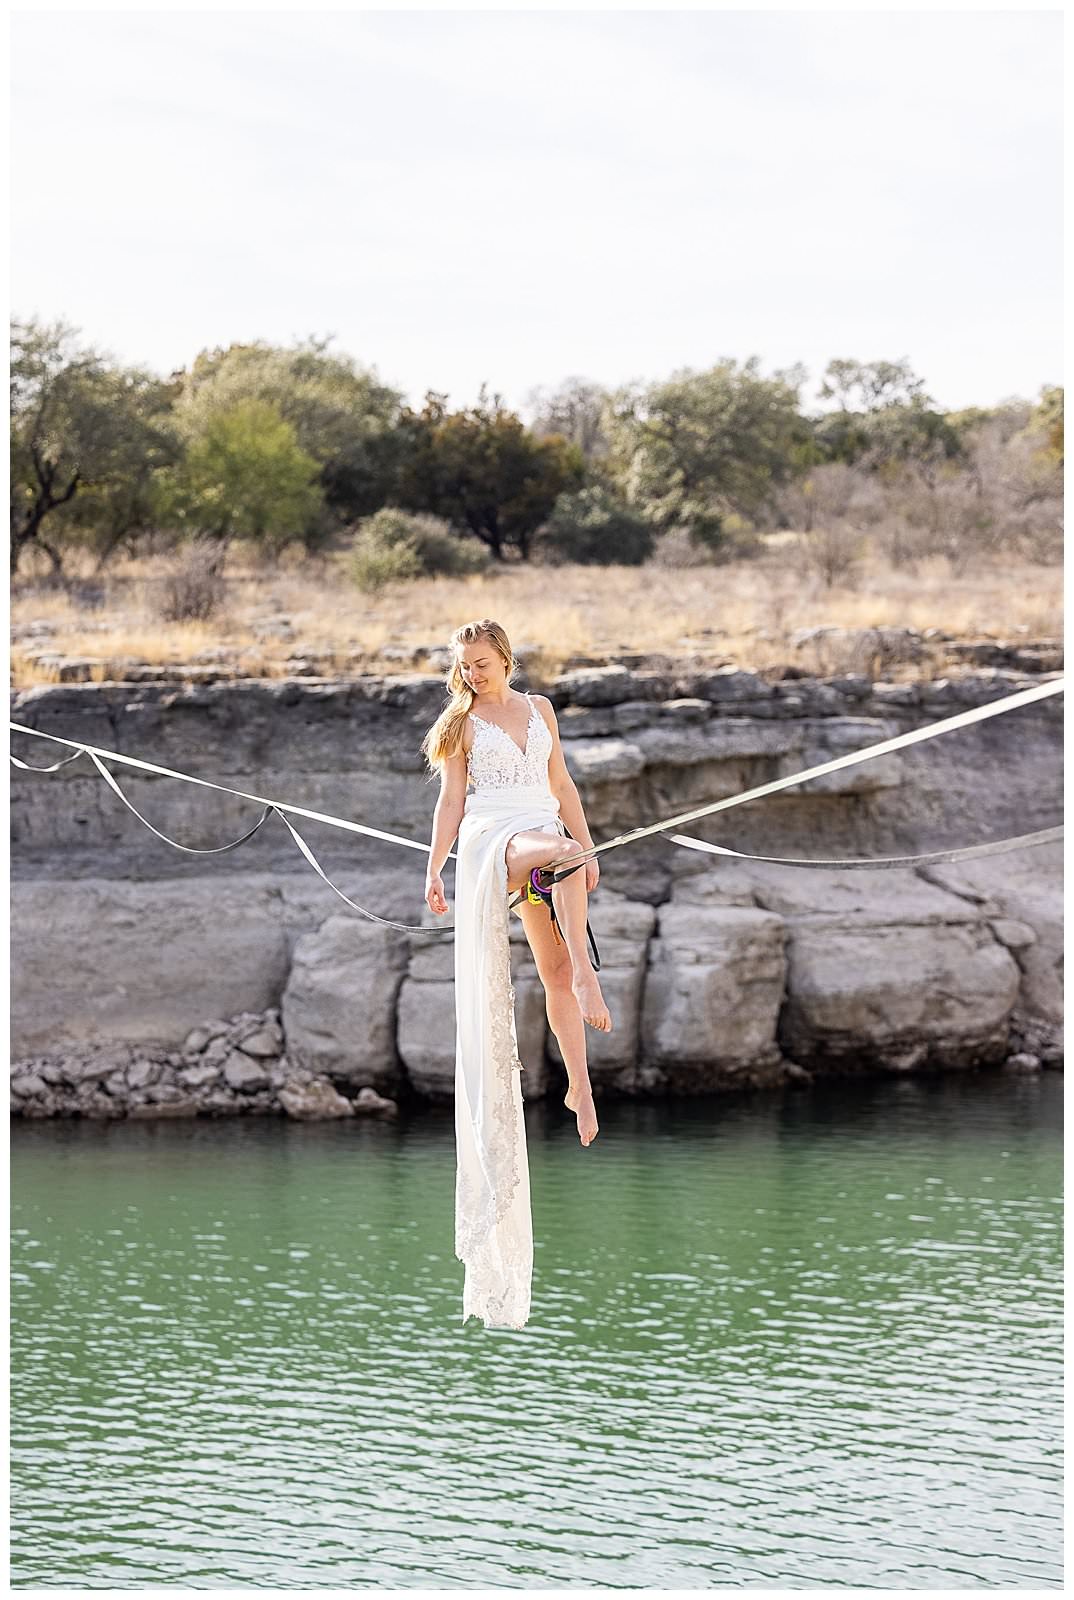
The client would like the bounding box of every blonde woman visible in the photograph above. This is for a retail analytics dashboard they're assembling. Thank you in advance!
[421,619,611,1330]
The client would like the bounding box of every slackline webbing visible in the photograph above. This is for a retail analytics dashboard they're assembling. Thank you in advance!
[9,675,1064,929]
[9,741,438,935]
[666,824,1063,871]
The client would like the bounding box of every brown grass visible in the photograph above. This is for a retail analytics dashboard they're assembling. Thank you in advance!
[9,540,1063,689]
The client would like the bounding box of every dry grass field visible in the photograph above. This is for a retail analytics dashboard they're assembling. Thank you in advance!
[9,540,1063,688]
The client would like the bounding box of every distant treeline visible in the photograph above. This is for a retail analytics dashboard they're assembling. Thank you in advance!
[10,317,1063,582]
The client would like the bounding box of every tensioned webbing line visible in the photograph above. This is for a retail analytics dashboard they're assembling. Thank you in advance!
[8,734,451,934]
[9,676,1064,931]
[662,824,1063,872]
[510,676,1065,899]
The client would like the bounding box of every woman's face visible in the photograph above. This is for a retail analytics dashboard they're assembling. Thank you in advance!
[458,642,504,695]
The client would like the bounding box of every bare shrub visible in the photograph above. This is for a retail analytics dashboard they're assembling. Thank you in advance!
[975,422,1063,565]
[775,465,870,587]
[791,624,926,679]
[157,540,226,622]
[777,461,859,533]
[792,519,867,588]
[650,526,717,568]
[871,418,1063,571]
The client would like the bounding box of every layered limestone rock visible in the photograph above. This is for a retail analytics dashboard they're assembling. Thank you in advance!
[281,914,410,1092]
[9,664,1063,1112]
[640,904,787,1089]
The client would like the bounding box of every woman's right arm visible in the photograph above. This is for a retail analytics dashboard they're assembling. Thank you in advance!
[425,748,467,916]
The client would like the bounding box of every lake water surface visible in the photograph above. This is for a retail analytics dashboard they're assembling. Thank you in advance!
[10,1070,1062,1588]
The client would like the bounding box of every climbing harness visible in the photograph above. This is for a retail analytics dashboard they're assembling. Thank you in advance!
[514,830,602,971]
[8,676,1064,932]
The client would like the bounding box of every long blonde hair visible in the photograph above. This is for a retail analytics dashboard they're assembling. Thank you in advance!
[420,618,520,777]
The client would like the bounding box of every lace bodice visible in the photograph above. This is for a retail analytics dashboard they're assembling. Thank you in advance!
[466,694,552,791]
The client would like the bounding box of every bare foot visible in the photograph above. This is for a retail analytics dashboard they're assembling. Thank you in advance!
[564,1082,599,1146]
[572,969,613,1032]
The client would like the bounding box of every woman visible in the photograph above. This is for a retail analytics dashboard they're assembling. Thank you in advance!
[420,619,611,1329]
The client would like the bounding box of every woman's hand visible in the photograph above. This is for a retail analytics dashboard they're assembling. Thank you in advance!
[426,874,448,917]
[584,855,600,893]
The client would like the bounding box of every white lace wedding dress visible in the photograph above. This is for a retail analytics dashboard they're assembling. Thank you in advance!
[453,692,568,1330]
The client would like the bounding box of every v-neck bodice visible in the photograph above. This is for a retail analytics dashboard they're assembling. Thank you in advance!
[466,695,553,792]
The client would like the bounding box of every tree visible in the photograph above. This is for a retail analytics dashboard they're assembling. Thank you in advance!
[524,376,614,465]
[818,357,929,413]
[10,316,179,575]
[863,398,965,486]
[1026,384,1063,465]
[537,484,654,565]
[602,356,809,547]
[157,398,323,568]
[394,384,585,560]
[170,335,406,537]
[813,357,962,480]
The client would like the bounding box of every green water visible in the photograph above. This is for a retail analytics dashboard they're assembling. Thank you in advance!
[10,1070,1063,1588]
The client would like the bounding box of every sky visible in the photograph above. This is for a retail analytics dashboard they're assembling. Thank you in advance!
[10,6,1063,421]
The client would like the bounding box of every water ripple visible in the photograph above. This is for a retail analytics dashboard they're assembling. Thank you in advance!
[10,1070,1062,1587]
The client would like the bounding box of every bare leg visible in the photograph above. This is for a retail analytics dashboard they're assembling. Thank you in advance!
[546,847,612,1034]
[514,894,599,1147]
[504,828,575,894]
[544,976,599,1146]
[505,832,611,1032]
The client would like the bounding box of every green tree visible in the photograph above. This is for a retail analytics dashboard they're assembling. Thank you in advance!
[818,357,928,413]
[814,357,962,480]
[394,384,585,560]
[603,356,809,548]
[171,335,405,538]
[864,398,965,485]
[10,316,179,575]
[1026,384,1063,465]
[537,484,654,565]
[158,398,323,568]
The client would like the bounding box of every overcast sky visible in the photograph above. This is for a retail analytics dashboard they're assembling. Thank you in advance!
[11,7,1063,419]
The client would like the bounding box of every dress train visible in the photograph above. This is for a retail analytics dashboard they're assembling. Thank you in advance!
[453,783,566,1330]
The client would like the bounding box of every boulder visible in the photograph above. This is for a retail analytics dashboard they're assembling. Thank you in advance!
[354,1086,399,1118]
[127,1097,199,1118]
[127,1059,162,1090]
[396,937,456,1099]
[546,891,657,1088]
[692,667,775,703]
[236,1025,283,1058]
[282,915,409,1088]
[641,904,787,1087]
[278,1076,355,1120]
[780,920,1018,1070]
[551,666,638,706]
[920,848,1063,1024]
[222,1051,270,1092]
[11,1073,48,1100]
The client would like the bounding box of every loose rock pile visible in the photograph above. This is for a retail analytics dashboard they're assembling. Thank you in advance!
[1002,1011,1066,1074]
[10,1008,400,1121]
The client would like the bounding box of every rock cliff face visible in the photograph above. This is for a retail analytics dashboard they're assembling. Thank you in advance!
[9,663,1063,1114]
